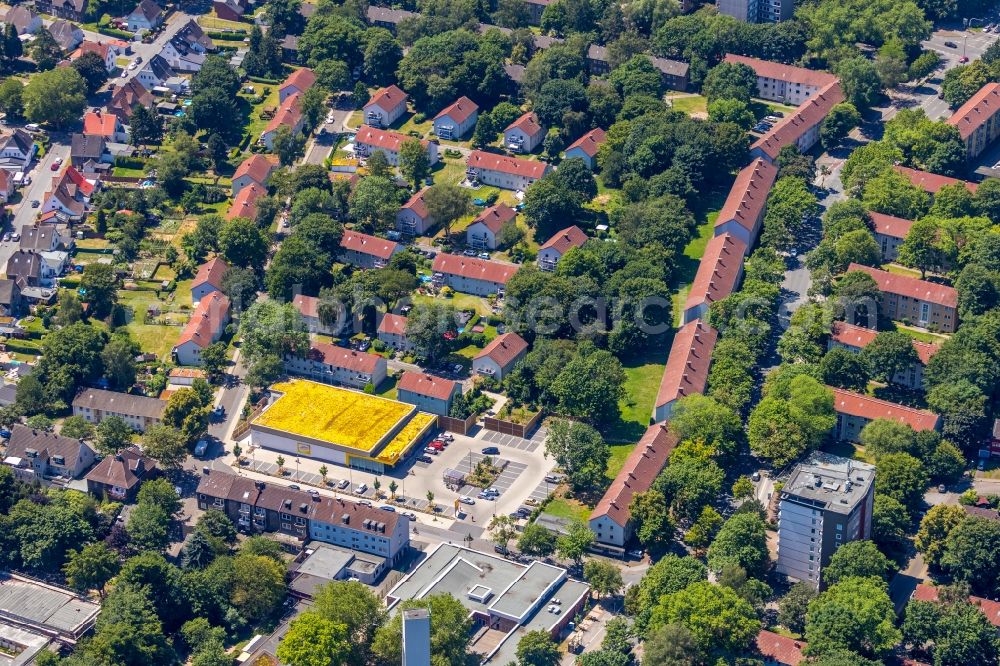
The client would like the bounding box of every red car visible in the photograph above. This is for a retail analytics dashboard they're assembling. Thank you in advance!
[50,162,59,171]
[959,56,970,63]
[429,442,445,451]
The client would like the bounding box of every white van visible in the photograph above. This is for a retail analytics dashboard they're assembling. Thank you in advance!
[24,123,40,132]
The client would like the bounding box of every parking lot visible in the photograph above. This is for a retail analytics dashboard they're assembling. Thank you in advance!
[479,427,547,453]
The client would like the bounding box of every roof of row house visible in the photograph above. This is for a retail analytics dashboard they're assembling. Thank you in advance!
[264,93,302,135]
[468,203,516,234]
[83,111,120,138]
[474,332,528,368]
[366,5,418,23]
[654,319,717,409]
[539,225,588,254]
[435,96,479,124]
[340,230,399,260]
[0,129,34,156]
[85,446,154,490]
[649,55,689,78]
[72,387,167,419]
[565,128,606,158]
[751,81,845,160]
[5,424,92,471]
[830,386,940,431]
[19,224,59,253]
[590,422,677,527]
[281,67,315,93]
[846,262,959,308]
[5,250,41,285]
[4,6,38,33]
[504,111,544,137]
[355,125,425,153]
[397,371,459,401]
[893,165,978,194]
[378,313,407,336]
[49,19,82,50]
[193,257,229,291]
[869,211,914,240]
[293,294,319,319]
[684,233,747,313]
[830,321,940,365]
[400,187,430,218]
[130,0,161,21]
[366,84,408,111]
[110,78,153,118]
[71,134,106,161]
[715,158,778,233]
[724,53,837,89]
[755,630,806,666]
[432,253,519,284]
[227,183,264,220]
[466,150,550,179]
[233,154,277,185]
[946,82,1000,140]
[175,291,229,350]
[173,19,213,51]
[912,583,1000,628]
[305,343,383,374]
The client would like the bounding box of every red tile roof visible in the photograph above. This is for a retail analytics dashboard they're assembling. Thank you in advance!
[280,67,315,93]
[655,320,717,410]
[724,54,837,90]
[176,291,229,349]
[435,96,479,124]
[366,84,407,112]
[468,203,516,234]
[715,158,778,235]
[684,233,747,313]
[893,165,978,194]
[378,313,407,336]
[830,322,940,365]
[830,387,940,431]
[565,128,606,158]
[401,188,430,219]
[846,263,958,309]
[504,111,544,138]
[193,257,229,291]
[946,82,1000,141]
[292,294,318,319]
[912,584,1000,628]
[751,81,844,160]
[591,423,677,527]
[58,166,95,198]
[264,92,302,135]
[227,183,263,220]
[169,367,207,379]
[539,225,588,255]
[73,40,110,61]
[340,230,399,260]
[475,332,528,369]
[467,150,550,179]
[83,111,119,138]
[233,154,277,186]
[85,446,155,490]
[755,630,806,666]
[355,125,420,154]
[307,343,382,374]
[432,253,519,285]
[869,211,914,240]
[397,371,459,401]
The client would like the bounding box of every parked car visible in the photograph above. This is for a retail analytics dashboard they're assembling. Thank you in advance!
[417,454,433,463]
[354,483,368,494]
[50,162,60,171]
[29,201,39,208]
[627,549,644,559]
[463,249,477,257]
[960,55,969,63]
[478,252,490,260]
[440,434,454,442]
[429,442,445,451]
[481,446,500,455]
[337,479,350,489]
[2,233,9,242]
[515,507,531,518]
[194,440,208,457]
[944,40,958,48]
[459,496,475,505]
[288,484,300,490]
[379,505,396,512]
[544,474,560,483]
[423,447,439,455]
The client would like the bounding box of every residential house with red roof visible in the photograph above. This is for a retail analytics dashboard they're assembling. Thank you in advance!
[893,165,978,194]
[869,211,914,262]
[172,291,231,365]
[260,93,304,151]
[466,150,552,191]
[537,225,588,271]
[847,263,959,333]
[71,40,117,71]
[912,583,1000,628]
[377,313,411,351]
[292,294,340,335]
[84,447,157,501]
[83,110,127,143]
[828,322,940,390]
[191,257,229,305]
[724,54,837,106]
[41,166,95,222]
[754,631,806,666]
[363,85,408,128]
[232,154,277,196]
[284,343,388,389]
[683,233,747,324]
[466,203,516,250]
[589,422,677,548]
[339,230,402,269]
[831,387,941,441]
[946,82,1000,159]
[564,128,606,169]
[108,78,153,121]
[354,125,439,167]
[433,96,479,140]
[653,319,717,423]
[279,67,316,103]
[396,371,462,416]
[750,81,844,162]
[473,332,528,380]
[396,188,434,235]
[227,183,264,221]
[432,253,519,296]
[714,158,778,248]
[503,112,546,153]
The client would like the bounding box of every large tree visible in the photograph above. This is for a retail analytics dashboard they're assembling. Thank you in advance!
[940,516,1000,596]
[648,582,760,658]
[805,576,901,659]
[544,419,609,491]
[823,540,892,585]
[705,512,768,577]
[372,594,472,666]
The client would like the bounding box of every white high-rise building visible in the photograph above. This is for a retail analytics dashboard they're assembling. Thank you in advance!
[402,608,431,666]
[776,453,875,589]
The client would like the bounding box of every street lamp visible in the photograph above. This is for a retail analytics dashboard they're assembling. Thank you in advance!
[295,457,300,481]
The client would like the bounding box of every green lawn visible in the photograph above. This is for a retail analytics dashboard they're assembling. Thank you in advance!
[882,263,923,278]
[822,439,875,464]
[542,497,592,522]
[606,443,635,480]
[755,98,800,115]
[128,324,182,360]
[412,291,493,317]
[240,85,280,154]
[667,94,707,116]
[893,323,950,344]
[376,374,399,400]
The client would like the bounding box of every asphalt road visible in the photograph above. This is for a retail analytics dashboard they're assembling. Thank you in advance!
[3,141,72,260]
[119,12,195,84]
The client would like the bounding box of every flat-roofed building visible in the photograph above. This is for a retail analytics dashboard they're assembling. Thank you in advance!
[846,263,958,333]
[0,574,100,648]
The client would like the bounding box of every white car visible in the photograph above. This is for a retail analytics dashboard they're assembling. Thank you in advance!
[337,479,350,489]
[354,483,368,494]
[459,496,476,505]
[128,62,138,70]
